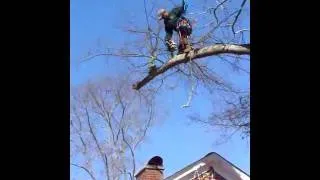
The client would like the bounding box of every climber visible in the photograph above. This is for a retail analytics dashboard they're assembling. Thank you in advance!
[158,0,193,54]
[148,0,192,74]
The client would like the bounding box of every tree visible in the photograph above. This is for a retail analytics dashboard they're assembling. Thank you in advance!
[189,93,249,145]
[70,75,158,180]
[81,0,250,142]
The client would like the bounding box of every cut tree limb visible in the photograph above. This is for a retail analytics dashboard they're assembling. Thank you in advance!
[132,43,250,90]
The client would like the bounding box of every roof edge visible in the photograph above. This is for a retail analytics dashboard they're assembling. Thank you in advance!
[164,152,250,179]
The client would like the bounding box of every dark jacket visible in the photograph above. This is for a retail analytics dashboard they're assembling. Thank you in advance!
[164,0,187,41]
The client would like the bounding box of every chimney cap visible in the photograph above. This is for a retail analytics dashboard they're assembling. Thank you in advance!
[147,156,163,166]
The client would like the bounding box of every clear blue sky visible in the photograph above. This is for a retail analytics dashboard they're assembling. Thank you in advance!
[71,0,250,179]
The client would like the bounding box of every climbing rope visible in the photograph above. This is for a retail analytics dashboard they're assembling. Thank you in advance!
[181,54,196,108]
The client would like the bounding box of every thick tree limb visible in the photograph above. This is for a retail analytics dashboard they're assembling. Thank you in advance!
[132,43,250,90]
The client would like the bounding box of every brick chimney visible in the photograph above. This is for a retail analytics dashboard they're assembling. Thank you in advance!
[135,156,164,180]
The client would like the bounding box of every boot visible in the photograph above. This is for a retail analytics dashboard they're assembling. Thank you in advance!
[183,43,193,53]
[177,39,192,54]
[166,40,177,52]
[177,44,184,55]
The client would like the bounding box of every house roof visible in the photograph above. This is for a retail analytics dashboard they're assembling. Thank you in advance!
[164,152,250,180]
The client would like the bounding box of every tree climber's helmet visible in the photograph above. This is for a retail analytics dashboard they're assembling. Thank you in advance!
[157,9,166,20]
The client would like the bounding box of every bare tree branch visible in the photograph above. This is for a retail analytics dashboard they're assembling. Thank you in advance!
[121,128,136,177]
[134,105,153,150]
[133,43,250,90]
[232,0,247,35]
[71,105,88,153]
[211,0,229,24]
[85,108,111,180]
[197,10,241,45]
[71,163,97,180]
[81,52,153,63]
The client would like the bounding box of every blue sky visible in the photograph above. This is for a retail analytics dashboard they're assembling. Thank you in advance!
[71,0,249,179]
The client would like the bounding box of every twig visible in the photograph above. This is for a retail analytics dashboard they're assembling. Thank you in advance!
[71,163,97,180]
[232,0,248,35]
[212,0,229,24]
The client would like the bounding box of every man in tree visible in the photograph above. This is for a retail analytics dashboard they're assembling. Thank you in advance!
[148,0,192,74]
[158,0,192,54]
